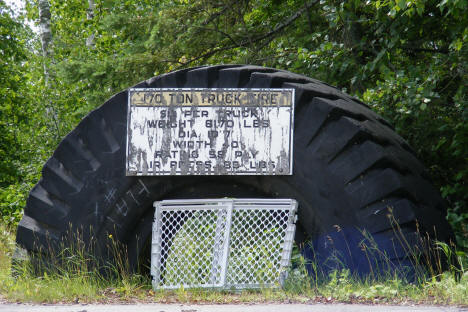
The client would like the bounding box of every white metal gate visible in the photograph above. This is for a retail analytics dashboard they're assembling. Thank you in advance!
[151,198,297,290]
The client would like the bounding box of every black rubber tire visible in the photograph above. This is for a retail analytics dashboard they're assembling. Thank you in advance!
[16,65,453,279]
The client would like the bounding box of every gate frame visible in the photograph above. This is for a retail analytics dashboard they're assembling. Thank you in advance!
[151,198,298,290]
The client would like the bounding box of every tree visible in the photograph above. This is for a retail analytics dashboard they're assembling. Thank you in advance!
[9,0,468,247]
[0,0,31,223]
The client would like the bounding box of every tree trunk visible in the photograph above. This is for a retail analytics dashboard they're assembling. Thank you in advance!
[38,0,52,80]
[86,0,95,47]
[38,0,61,139]
[38,0,52,57]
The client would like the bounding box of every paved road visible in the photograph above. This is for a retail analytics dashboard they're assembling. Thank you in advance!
[0,304,465,312]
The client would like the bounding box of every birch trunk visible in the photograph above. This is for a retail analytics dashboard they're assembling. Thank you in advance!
[38,0,52,57]
[38,0,60,138]
[38,0,52,81]
[86,0,95,47]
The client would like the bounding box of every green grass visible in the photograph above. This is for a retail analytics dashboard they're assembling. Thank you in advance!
[0,224,151,303]
[1,222,468,305]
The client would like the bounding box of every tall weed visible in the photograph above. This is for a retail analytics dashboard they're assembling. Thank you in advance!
[0,224,150,303]
[0,219,467,305]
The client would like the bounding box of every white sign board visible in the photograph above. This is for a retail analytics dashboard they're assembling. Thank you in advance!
[126,88,294,175]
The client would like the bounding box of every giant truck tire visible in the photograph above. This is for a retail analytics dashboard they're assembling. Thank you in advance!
[16,65,454,279]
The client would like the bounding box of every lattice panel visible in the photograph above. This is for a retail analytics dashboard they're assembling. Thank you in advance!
[151,199,297,290]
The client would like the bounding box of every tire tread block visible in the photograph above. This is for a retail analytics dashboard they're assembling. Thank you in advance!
[96,93,128,143]
[307,116,369,161]
[78,117,120,161]
[372,224,422,260]
[218,66,255,87]
[53,138,99,177]
[245,70,285,88]
[26,182,71,217]
[146,67,201,87]
[307,106,413,163]
[16,215,61,252]
[43,157,84,193]
[62,135,101,171]
[345,168,443,209]
[357,198,417,234]
[185,65,241,88]
[329,141,426,184]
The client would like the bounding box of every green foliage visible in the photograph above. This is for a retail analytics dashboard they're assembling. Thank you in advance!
[0,0,466,250]
[0,1,27,187]
[0,1,33,225]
